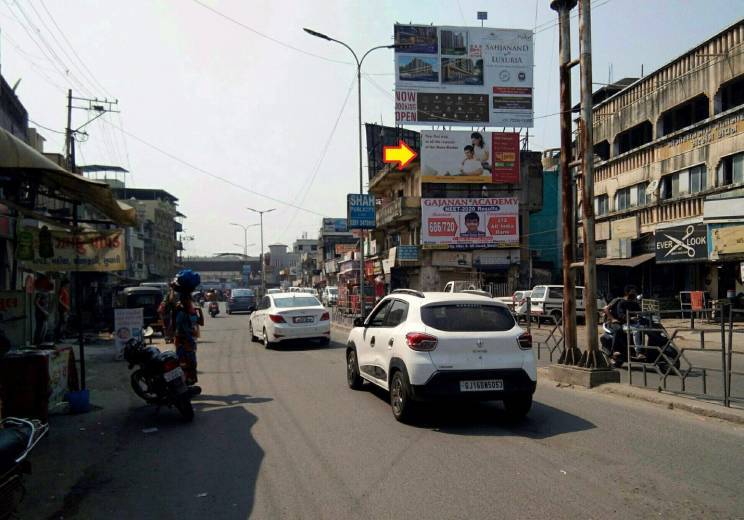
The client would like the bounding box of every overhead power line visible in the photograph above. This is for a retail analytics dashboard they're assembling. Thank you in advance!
[190,0,351,65]
[100,118,328,218]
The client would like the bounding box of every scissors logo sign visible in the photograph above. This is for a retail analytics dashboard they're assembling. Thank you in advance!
[656,224,707,262]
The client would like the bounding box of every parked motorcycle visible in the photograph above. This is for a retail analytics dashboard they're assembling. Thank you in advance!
[208,301,219,318]
[600,314,680,372]
[123,330,200,421]
[0,418,48,519]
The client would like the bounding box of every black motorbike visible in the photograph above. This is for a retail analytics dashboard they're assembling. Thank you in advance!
[208,301,219,318]
[600,314,680,372]
[0,418,48,519]
[123,331,200,421]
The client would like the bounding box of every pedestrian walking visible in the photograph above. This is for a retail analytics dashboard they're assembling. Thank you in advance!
[54,280,70,341]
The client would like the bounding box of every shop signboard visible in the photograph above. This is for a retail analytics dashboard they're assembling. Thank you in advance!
[347,194,376,229]
[421,197,519,249]
[114,308,143,358]
[322,218,348,234]
[335,243,356,255]
[397,245,420,262]
[420,131,519,184]
[655,223,707,263]
[711,224,744,257]
[18,227,126,272]
[394,24,533,127]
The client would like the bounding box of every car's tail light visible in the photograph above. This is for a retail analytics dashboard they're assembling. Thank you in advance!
[269,314,286,323]
[518,332,532,350]
[163,359,179,371]
[406,332,438,351]
[320,312,330,321]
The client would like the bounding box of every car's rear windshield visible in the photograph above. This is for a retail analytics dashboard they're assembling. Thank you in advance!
[421,303,516,332]
[274,296,320,308]
[232,289,254,297]
[531,287,546,299]
[328,288,338,294]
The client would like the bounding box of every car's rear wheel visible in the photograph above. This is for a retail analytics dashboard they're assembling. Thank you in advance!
[263,328,273,349]
[390,370,416,423]
[503,393,533,419]
[346,348,364,390]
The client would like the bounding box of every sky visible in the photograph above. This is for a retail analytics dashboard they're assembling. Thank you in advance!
[0,0,742,257]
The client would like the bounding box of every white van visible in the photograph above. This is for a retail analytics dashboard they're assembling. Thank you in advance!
[529,285,606,323]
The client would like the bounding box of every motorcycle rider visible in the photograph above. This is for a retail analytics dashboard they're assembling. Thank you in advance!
[172,270,202,385]
[605,285,644,361]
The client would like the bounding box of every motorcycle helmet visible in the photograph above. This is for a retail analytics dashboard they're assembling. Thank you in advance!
[172,269,201,294]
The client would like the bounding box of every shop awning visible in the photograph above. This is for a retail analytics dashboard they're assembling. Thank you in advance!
[571,252,655,268]
[0,127,136,226]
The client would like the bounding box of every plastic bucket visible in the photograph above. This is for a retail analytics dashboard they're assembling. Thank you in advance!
[67,389,90,414]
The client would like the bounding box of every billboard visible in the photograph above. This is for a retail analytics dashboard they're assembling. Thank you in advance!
[347,194,376,229]
[420,130,520,184]
[655,224,707,263]
[365,124,421,180]
[322,218,348,234]
[395,24,533,127]
[421,197,519,249]
[17,227,126,272]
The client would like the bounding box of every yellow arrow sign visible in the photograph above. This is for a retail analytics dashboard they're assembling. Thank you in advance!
[383,140,417,170]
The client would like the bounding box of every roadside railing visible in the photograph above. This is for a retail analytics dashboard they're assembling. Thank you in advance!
[622,304,743,409]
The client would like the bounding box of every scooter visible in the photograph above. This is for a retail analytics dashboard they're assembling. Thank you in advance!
[600,314,680,372]
[0,418,49,519]
[123,329,200,421]
[208,301,219,318]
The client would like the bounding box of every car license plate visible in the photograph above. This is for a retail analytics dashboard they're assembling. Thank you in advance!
[460,379,503,392]
[293,316,314,324]
[164,367,184,382]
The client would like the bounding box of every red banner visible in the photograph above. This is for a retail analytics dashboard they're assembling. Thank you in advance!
[491,132,520,184]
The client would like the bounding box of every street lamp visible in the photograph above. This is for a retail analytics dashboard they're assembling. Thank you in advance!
[303,28,400,317]
[246,207,275,295]
[229,222,259,257]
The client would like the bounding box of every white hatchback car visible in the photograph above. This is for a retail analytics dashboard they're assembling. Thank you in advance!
[346,290,536,422]
[249,293,331,347]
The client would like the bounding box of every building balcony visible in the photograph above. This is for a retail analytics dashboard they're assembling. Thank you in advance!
[368,162,419,195]
[376,196,421,228]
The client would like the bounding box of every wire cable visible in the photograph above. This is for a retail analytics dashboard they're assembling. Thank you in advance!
[100,118,328,217]
[190,0,351,65]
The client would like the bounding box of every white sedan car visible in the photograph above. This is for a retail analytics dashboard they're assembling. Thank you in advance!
[249,293,330,347]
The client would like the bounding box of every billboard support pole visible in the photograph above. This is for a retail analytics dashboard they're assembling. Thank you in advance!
[577,0,606,368]
[551,0,580,365]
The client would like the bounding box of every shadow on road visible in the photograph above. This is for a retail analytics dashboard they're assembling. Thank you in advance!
[364,384,594,439]
[55,395,272,519]
[262,339,341,351]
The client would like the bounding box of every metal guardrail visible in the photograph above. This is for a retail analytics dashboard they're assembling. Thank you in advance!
[622,303,742,408]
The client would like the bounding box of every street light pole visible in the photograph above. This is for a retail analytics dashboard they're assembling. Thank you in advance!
[303,28,398,317]
[247,207,275,295]
[229,222,258,258]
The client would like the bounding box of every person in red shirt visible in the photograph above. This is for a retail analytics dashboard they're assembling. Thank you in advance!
[54,280,70,342]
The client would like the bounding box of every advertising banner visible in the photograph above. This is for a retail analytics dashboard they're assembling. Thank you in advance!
[322,218,348,234]
[365,124,421,180]
[422,197,519,249]
[18,227,126,272]
[347,194,376,229]
[655,223,707,263]
[394,24,533,127]
[114,308,143,359]
[397,245,420,262]
[421,130,519,184]
[335,243,356,255]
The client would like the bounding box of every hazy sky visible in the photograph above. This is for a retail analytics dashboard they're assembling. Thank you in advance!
[1,1,742,256]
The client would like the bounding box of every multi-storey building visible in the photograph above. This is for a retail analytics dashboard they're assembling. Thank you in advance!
[581,20,744,303]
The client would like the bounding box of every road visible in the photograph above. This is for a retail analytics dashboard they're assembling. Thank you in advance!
[44,306,744,519]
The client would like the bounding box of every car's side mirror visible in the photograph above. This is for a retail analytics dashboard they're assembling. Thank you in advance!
[353,317,365,328]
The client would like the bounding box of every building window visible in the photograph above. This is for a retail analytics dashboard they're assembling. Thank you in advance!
[717,153,744,186]
[615,121,652,155]
[637,183,647,206]
[717,75,744,114]
[689,165,707,194]
[615,188,630,211]
[594,195,609,216]
[657,94,709,137]
[660,165,707,199]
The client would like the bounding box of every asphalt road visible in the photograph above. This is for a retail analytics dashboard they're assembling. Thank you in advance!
[60,306,744,519]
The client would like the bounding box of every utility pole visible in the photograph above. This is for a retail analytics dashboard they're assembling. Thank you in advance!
[247,208,275,295]
[578,0,605,368]
[65,89,120,390]
[550,0,581,364]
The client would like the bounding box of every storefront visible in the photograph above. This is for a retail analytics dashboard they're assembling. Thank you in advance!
[704,194,744,299]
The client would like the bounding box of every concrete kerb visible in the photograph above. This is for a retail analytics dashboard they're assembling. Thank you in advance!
[538,367,744,425]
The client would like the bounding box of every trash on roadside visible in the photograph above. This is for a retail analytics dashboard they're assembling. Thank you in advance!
[142,427,158,434]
